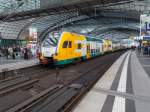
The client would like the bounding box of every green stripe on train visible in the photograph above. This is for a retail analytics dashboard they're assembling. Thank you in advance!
[55,56,86,65]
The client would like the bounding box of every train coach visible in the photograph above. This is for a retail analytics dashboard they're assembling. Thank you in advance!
[39,31,120,65]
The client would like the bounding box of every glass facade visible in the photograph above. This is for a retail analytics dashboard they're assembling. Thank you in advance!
[0,0,40,15]
[0,0,142,44]
[40,0,82,8]
[0,19,35,39]
[0,0,83,14]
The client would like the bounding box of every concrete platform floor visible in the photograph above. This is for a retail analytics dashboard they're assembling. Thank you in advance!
[0,57,22,65]
[0,57,39,73]
[73,50,150,112]
[137,53,150,77]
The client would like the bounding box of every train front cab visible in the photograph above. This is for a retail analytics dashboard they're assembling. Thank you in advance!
[53,32,87,65]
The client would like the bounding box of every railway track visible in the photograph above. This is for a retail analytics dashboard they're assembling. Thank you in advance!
[0,65,56,112]
[0,65,55,87]
[0,75,39,96]
[5,50,126,112]
[0,62,67,98]
[0,65,50,80]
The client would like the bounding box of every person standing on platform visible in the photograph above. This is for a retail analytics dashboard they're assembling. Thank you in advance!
[137,45,141,55]
[16,46,21,59]
[5,47,9,59]
[0,47,2,57]
[12,46,16,59]
[21,46,24,58]
[24,47,28,59]
[8,47,13,59]
[148,43,150,56]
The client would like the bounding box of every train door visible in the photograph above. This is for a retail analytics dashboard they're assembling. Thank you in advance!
[86,43,90,59]
[62,40,69,60]
[68,41,73,59]
[100,43,103,53]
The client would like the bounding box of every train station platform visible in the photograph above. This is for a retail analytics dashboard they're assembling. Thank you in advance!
[73,50,150,112]
[0,57,39,73]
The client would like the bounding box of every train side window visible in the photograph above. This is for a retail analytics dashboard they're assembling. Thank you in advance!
[93,49,95,53]
[62,41,68,48]
[69,41,72,48]
[78,43,82,49]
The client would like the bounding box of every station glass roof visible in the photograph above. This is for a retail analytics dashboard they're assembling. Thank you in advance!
[0,0,40,15]
[0,0,149,42]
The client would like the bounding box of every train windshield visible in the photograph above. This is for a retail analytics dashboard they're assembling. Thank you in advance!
[43,32,61,47]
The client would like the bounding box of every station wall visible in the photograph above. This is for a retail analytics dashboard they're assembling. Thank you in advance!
[0,39,27,47]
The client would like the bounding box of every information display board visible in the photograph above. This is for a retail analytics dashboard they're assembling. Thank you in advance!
[140,14,150,36]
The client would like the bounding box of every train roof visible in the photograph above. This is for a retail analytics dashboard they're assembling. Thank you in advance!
[85,36,103,42]
[45,31,104,43]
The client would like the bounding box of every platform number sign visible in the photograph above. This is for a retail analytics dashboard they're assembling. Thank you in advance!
[140,14,150,36]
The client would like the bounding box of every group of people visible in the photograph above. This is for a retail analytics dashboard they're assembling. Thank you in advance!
[0,46,34,60]
[137,44,150,56]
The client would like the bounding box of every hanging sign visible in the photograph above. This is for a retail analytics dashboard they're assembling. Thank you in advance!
[140,14,150,36]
